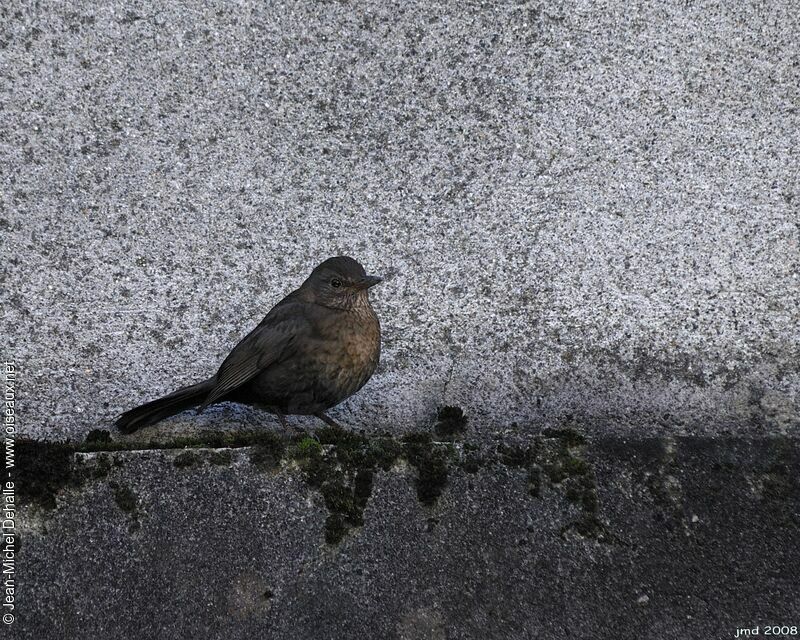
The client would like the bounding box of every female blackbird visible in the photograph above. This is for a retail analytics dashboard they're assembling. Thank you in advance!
[115,256,382,433]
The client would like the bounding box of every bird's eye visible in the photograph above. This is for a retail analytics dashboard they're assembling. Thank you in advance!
[331,278,342,288]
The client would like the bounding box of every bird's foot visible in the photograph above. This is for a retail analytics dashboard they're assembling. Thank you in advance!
[275,410,289,430]
[314,412,344,430]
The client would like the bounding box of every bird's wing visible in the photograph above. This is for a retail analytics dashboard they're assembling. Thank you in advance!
[199,301,310,410]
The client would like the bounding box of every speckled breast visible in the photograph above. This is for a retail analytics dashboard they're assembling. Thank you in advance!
[311,304,381,407]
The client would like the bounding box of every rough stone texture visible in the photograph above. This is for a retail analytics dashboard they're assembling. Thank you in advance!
[1,1,798,441]
[16,434,800,639]
[5,3,799,634]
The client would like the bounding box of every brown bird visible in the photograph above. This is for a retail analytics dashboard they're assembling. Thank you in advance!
[115,256,382,433]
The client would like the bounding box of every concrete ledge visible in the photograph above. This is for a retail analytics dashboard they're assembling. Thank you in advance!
[16,427,800,638]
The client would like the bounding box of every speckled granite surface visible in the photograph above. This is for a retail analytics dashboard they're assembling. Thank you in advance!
[2,1,798,440]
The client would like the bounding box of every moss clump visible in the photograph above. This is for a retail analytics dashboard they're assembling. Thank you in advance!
[542,427,585,448]
[435,406,468,439]
[315,427,368,465]
[211,431,285,450]
[535,432,605,541]
[174,451,201,468]
[497,443,533,468]
[18,420,610,545]
[207,450,233,466]
[561,515,608,541]
[463,443,484,474]
[17,438,123,510]
[109,482,137,513]
[402,433,449,506]
[304,448,361,543]
[544,455,589,484]
[296,437,322,457]
[86,453,114,480]
[248,433,286,472]
[321,482,356,515]
[249,447,281,472]
[527,465,543,498]
[296,428,401,544]
[324,513,348,544]
[85,429,111,446]
[562,456,589,476]
[17,439,76,510]
[564,475,597,510]
[312,427,401,471]
[353,468,374,507]
[81,429,295,453]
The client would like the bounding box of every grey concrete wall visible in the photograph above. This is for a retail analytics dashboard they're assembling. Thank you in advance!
[3,0,798,440]
[15,432,800,639]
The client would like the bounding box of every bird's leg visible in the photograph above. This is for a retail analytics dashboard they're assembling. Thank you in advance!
[275,410,289,429]
[261,405,291,432]
[314,412,343,429]
[272,407,316,438]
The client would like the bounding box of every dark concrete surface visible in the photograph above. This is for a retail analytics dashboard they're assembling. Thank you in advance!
[14,429,800,639]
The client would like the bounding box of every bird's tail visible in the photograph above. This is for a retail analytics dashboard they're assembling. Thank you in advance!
[115,379,215,434]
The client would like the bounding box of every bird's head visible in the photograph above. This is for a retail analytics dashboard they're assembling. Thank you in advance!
[302,256,382,310]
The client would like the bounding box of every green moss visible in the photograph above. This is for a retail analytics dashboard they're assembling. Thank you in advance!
[301,428,401,472]
[325,513,348,544]
[81,429,293,453]
[402,432,448,506]
[564,478,585,505]
[528,429,606,541]
[211,430,286,451]
[207,450,233,466]
[353,469,374,503]
[497,443,532,468]
[462,442,484,473]
[301,446,330,486]
[248,434,286,472]
[435,406,468,439]
[561,515,608,541]
[16,439,75,510]
[78,452,114,482]
[316,425,359,447]
[543,462,566,484]
[297,437,322,457]
[249,446,282,472]
[541,427,586,448]
[299,437,359,544]
[562,457,589,476]
[582,486,599,512]
[321,483,356,516]
[463,452,483,474]
[295,430,402,544]
[18,420,610,544]
[174,451,201,469]
[527,465,542,497]
[368,439,404,471]
[109,482,137,513]
[85,429,111,446]
[402,432,432,447]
